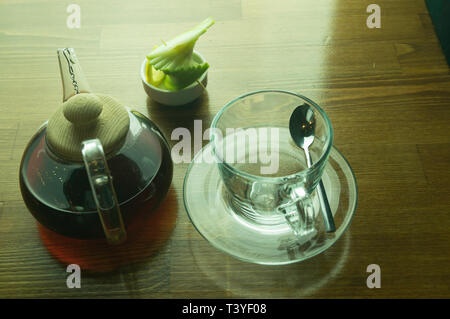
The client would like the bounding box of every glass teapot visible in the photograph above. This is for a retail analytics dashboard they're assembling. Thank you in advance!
[19,48,173,245]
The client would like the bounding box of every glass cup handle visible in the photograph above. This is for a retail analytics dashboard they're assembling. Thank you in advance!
[81,139,127,245]
[279,194,316,238]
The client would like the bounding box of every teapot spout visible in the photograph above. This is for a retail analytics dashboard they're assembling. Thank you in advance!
[57,48,91,102]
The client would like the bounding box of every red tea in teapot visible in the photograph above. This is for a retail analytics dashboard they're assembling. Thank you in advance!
[19,48,173,243]
[20,110,173,239]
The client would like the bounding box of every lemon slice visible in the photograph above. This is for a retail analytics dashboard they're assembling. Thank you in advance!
[146,62,165,87]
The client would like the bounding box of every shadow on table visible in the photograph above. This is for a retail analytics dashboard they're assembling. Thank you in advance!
[187,230,351,298]
[38,187,177,273]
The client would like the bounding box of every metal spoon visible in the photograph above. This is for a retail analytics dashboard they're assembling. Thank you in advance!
[289,104,336,233]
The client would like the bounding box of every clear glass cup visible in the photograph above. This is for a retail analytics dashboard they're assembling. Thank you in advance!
[210,90,333,237]
[184,89,358,264]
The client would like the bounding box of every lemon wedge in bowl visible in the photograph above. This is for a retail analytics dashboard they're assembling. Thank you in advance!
[146,62,165,87]
[141,17,213,105]
[147,17,214,90]
[141,51,208,106]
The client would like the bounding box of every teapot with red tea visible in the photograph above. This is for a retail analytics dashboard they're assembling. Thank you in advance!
[19,48,173,245]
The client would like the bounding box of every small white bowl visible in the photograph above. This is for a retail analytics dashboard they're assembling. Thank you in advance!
[141,51,208,106]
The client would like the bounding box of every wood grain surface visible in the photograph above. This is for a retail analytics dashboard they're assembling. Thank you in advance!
[0,0,449,298]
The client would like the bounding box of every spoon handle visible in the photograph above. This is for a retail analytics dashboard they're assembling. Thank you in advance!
[317,179,336,233]
[304,148,336,233]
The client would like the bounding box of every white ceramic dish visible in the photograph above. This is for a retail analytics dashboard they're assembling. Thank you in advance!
[141,51,208,106]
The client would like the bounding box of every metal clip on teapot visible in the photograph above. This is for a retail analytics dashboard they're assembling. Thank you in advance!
[19,48,173,245]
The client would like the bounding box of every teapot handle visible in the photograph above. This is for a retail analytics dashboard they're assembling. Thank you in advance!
[81,139,127,245]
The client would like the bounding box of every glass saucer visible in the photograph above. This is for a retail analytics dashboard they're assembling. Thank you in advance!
[183,143,358,265]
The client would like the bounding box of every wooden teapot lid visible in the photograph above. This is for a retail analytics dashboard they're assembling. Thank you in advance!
[46,93,130,161]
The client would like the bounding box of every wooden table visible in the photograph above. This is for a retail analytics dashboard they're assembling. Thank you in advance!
[0,0,449,298]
